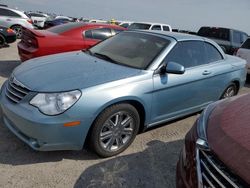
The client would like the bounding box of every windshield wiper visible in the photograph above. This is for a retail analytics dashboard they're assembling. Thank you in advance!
[93,53,120,64]
[82,49,93,55]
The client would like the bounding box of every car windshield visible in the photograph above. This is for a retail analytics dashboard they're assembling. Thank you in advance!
[88,32,170,69]
[128,23,151,30]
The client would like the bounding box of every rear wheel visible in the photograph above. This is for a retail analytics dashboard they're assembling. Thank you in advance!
[221,83,237,99]
[90,103,140,157]
[0,34,5,48]
[11,25,22,39]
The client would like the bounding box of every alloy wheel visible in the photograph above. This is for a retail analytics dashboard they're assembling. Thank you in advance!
[222,85,236,99]
[99,111,135,152]
[12,26,22,39]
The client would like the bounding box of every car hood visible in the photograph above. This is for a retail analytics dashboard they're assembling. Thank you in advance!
[207,94,250,184]
[13,51,142,92]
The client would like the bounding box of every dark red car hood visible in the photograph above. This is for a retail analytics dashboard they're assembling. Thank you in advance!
[207,94,250,184]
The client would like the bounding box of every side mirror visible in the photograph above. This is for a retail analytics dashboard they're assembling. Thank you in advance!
[165,61,185,74]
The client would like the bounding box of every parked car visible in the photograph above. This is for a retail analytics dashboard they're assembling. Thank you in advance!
[128,22,172,32]
[0,30,246,157]
[43,17,73,29]
[0,6,34,38]
[0,26,16,47]
[197,26,248,55]
[26,12,49,29]
[176,93,250,188]
[0,4,8,7]
[236,38,250,74]
[18,22,126,61]
[88,19,107,23]
[118,21,133,28]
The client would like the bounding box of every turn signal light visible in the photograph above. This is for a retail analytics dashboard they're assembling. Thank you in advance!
[27,19,33,24]
[7,28,14,33]
[64,121,81,127]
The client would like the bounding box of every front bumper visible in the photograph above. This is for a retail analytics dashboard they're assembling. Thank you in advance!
[5,34,16,44]
[176,123,198,188]
[0,81,93,151]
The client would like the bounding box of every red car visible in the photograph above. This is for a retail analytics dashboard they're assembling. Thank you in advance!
[176,94,250,188]
[18,22,126,62]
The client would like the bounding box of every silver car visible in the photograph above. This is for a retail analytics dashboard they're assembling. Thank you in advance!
[0,6,34,38]
[26,12,49,28]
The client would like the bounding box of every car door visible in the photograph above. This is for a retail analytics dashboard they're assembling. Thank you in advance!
[200,41,232,100]
[150,40,218,124]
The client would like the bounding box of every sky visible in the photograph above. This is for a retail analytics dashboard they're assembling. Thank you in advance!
[1,0,250,34]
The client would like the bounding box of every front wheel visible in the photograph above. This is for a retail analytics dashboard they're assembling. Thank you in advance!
[90,103,140,157]
[220,83,237,99]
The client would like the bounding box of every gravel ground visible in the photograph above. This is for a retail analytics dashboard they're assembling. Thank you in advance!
[0,42,249,188]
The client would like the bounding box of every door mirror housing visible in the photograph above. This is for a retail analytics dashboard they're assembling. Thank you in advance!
[155,61,185,75]
[164,61,185,74]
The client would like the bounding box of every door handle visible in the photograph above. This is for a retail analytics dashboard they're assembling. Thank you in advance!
[6,19,12,21]
[202,70,211,75]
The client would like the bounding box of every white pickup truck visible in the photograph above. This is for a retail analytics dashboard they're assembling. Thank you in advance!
[128,22,172,32]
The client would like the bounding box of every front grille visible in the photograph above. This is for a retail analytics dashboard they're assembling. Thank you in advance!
[5,79,30,103]
[197,149,249,188]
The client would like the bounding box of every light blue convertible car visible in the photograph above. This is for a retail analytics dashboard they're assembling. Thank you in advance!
[0,30,247,157]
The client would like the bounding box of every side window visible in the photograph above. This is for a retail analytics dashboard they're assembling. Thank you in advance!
[241,39,250,49]
[204,42,223,63]
[163,26,170,31]
[151,25,161,31]
[120,23,129,28]
[232,31,241,44]
[241,34,248,44]
[84,28,112,40]
[0,8,8,16]
[164,41,206,68]
[0,8,21,17]
[84,30,93,39]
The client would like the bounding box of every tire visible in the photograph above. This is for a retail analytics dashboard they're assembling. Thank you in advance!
[0,34,5,48]
[90,103,140,157]
[220,83,237,99]
[11,25,22,39]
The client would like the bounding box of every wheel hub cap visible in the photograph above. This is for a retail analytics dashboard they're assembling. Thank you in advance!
[99,111,134,152]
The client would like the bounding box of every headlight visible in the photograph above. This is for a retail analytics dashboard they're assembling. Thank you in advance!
[30,90,81,115]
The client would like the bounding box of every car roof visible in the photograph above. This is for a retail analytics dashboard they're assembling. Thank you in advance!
[129,30,204,41]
